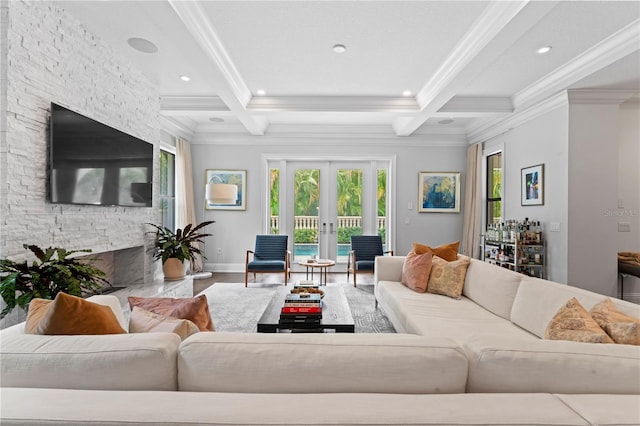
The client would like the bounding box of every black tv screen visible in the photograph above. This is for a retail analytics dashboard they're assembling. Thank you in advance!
[48,103,153,207]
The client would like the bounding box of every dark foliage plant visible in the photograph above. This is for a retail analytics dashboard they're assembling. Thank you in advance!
[147,221,215,264]
[0,244,109,319]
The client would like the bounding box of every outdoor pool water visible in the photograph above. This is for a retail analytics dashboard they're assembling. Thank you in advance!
[295,244,350,257]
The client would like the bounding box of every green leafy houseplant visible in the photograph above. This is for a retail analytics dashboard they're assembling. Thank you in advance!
[147,221,215,264]
[0,244,109,319]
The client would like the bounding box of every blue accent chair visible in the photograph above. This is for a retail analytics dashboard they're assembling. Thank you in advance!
[245,235,291,287]
[347,235,393,287]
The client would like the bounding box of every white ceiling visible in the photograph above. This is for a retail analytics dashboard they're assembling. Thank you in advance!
[53,1,640,142]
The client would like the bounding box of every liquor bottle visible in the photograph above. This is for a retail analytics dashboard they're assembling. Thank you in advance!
[535,221,542,243]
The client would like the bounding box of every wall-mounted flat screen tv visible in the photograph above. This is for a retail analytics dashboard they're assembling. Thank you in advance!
[49,103,153,207]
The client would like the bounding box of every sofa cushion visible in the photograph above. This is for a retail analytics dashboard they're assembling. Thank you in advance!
[128,294,214,331]
[178,332,468,394]
[374,280,535,343]
[426,256,470,299]
[464,335,640,394]
[128,306,199,341]
[556,394,640,426]
[26,293,126,335]
[590,298,640,345]
[511,277,640,338]
[0,388,601,426]
[413,241,459,261]
[462,258,523,320]
[544,297,613,343]
[401,250,432,292]
[0,332,180,390]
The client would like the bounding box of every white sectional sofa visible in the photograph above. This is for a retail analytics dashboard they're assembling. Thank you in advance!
[1,258,639,425]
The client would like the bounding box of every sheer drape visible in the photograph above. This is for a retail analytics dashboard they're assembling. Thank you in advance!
[462,143,483,258]
[176,138,203,272]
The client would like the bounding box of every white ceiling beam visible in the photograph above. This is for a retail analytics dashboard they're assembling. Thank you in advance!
[168,0,268,135]
[160,96,230,114]
[438,96,513,114]
[512,18,640,111]
[247,96,419,112]
[394,0,559,136]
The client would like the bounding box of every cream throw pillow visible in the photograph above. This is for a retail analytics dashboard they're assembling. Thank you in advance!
[426,256,470,299]
[401,250,433,293]
[129,306,200,341]
[590,298,640,345]
[545,298,613,343]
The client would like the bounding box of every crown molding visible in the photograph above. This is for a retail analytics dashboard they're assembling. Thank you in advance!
[567,89,639,104]
[247,96,419,112]
[192,127,468,147]
[513,18,640,110]
[159,115,195,141]
[467,90,569,144]
[160,96,229,113]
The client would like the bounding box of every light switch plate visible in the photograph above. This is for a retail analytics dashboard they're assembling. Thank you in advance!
[550,222,561,232]
[618,222,631,232]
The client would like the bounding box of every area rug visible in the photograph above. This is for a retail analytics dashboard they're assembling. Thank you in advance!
[197,282,395,333]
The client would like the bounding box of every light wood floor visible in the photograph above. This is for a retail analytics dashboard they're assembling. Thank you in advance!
[193,271,375,295]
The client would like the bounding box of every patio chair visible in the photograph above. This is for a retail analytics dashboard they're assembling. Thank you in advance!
[245,235,291,287]
[347,235,393,287]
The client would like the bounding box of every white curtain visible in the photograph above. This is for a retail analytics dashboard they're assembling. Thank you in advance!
[175,138,203,272]
[462,143,483,258]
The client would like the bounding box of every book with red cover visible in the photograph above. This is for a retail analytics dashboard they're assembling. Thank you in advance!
[281,306,322,314]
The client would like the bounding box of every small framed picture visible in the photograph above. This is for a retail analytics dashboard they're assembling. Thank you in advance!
[205,169,246,210]
[521,164,544,206]
[418,172,461,213]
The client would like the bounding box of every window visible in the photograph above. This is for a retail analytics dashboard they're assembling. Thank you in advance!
[486,152,502,227]
[159,150,175,231]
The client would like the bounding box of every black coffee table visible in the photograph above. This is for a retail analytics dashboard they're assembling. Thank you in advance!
[257,286,355,333]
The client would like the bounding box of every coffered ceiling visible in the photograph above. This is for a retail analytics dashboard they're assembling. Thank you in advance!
[53,1,640,142]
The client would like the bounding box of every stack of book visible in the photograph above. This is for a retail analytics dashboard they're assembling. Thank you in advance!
[279,293,322,327]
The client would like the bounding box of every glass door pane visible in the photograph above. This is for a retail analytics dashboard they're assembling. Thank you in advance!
[293,168,320,263]
[377,168,387,251]
[269,168,279,234]
[336,168,362,263]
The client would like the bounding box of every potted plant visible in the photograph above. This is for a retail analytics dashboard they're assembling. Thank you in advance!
[147,221,215,280]
[0,244,109,319]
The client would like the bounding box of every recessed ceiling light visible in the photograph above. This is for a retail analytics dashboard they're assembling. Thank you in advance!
[536,45,552,55]
[402,90,412,97]
[209,117,224,123]
[256,89,266,96]
[127,37,158,54]
[438,119,454,125]
[180,75,191,82]
[333,44,346,54]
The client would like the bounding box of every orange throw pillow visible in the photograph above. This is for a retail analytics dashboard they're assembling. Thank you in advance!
[590,298,640,345]
[128,294,214,331]
[401,250,433,293]
[25,292,126,335]
[413,241,460,262]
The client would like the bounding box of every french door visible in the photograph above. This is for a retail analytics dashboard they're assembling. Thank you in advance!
[266,157,392,273]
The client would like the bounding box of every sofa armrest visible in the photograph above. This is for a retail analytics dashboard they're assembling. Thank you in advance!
[375,255,405,285]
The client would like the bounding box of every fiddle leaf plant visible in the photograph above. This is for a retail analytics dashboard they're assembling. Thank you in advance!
[147,221,215,264]
[0,244,109,319]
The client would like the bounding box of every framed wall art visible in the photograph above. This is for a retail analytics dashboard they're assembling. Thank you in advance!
[418,172,460,213]
[205,169,246,210]
[521,164,544,206]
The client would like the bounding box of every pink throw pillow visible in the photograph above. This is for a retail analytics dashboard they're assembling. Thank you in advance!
[401,250,433,293]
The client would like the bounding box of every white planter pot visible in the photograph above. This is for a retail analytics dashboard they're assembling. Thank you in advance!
[163,258,188,280]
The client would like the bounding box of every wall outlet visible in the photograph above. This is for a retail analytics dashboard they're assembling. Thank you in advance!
[550,222,561,232]
[618,222,631,232]
[405,217,410,225]
[618,198,625,209]
[407,201,413,210]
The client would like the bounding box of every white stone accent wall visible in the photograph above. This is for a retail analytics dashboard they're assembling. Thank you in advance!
[1,1,162,327]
